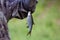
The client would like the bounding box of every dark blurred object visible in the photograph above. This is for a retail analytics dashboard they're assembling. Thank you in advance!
[0,0,38,39]
[14,0,38,19]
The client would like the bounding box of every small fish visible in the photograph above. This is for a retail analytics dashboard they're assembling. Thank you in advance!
[27,11,34,35]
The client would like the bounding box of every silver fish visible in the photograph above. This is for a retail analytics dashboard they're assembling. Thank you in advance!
[27,11,34,35]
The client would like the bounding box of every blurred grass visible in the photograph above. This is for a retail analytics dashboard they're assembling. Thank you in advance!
[8,0,60,40]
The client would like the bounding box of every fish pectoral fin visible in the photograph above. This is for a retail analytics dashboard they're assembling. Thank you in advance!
[27,26,29,28]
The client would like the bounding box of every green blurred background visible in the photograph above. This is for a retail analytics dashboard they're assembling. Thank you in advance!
[8,0,60,40]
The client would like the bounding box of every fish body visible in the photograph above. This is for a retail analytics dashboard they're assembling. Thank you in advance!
[27,11,34,35]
